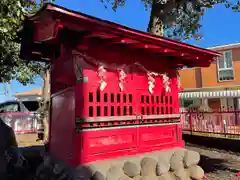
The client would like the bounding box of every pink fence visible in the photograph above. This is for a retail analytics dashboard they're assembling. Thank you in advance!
[0,112,40,134]
[181,110,240,136]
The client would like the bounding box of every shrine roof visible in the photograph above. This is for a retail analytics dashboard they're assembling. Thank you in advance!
[19,3,221,68]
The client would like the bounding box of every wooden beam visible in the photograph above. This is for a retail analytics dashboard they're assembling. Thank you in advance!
[33,20,58,42]
[83,32,117,39]
[76,40,171,71]
[85,36,195,58]
[72,31,214,69]
[125,43,191,58]
[176,59,211,68]
[103,37,139,44]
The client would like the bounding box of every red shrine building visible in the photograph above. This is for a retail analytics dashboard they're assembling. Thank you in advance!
[19,4,220,167]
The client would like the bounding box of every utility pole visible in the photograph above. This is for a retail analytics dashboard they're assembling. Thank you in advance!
[4,82,11,100]
[7,83,10,99]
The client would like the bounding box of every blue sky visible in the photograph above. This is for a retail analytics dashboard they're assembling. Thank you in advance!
[0,0,239,102]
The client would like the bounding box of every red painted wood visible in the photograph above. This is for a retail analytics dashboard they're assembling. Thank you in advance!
[50,88,76,166]
[73,124,182,165]
[25,4,220,68]
[49,52,184,166]
[43,4,220,57]
[33,20,58,42]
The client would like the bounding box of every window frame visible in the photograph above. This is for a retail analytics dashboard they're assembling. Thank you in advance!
[4,102,21,113]
[0,102,21,113]
[180,99,194,108]
[0,103,7,113]
[217,50,234,82]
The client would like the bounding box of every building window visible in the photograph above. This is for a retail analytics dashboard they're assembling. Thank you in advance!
[217,51,234,81]
[180,99,194,108]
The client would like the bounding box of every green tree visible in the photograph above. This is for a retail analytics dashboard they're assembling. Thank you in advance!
[101,0,240,39]
[0,0,46,85]
[0,0,51,142]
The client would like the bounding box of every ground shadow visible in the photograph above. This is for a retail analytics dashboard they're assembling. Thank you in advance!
[20,145,44,174]
[183,134,240,174]
[200,155,226,173]
[199,154,240,174]
[183,134,240,153]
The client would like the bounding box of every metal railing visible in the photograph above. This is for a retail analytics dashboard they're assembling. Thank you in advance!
[181,109,240,137]
[0,112,40,134]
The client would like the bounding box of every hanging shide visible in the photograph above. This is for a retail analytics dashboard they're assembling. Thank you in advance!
[74,52,180,93]
[97,65,107,91]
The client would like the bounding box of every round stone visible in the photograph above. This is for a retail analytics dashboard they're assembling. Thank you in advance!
[156,161,170,176]
[123,161,140,177]
[170,150,185,171]
[183,150,200,168]
[140,157,157,176]
[187,165,204,180]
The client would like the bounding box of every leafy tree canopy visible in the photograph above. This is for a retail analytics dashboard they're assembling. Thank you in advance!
[100,0,240,40]
[0,0,46,85]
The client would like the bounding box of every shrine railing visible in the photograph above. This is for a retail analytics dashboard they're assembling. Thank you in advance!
[0,112,40,134]
[181,109,240,138]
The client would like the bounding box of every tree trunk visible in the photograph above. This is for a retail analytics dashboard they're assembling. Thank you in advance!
[147,0,177,36]
[41,69,50,142]
[42,111,49,142]
[147,0,164,36]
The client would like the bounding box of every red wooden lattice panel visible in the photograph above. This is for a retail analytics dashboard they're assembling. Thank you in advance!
[139,93,173,115]
[87,91,134,117]
[76,68,179,119]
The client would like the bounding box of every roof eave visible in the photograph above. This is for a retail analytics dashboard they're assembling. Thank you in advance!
[28,3,220,57]
[207,43,240,51]
[20,3,220,67]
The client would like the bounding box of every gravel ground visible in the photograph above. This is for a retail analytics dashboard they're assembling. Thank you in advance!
[16,134,240,180]
[186,143,240,180]
[16,134,43,147]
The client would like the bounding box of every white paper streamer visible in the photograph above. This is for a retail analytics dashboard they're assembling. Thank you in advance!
[118,69,126,91]
[162,74,171,92]
[147,72,156,94]
[73,53,176,93]
[97,65,107,91]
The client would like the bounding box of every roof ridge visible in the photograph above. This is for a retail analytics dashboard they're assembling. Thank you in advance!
[208,43,240,50]
[15,88,42,96]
